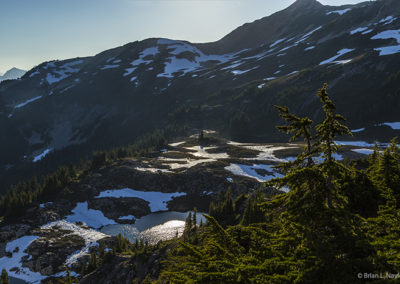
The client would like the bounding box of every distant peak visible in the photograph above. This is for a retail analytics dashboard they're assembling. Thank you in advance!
[290,0,323,9]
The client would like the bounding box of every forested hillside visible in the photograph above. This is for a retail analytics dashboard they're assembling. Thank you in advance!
[43,84,400,283]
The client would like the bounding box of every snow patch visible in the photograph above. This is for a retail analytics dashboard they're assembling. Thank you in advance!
[118,215,136,221]
[381,122,400,130]
[319,48,355,65]
[124,46,159,76]
[352,148,374,155]
[33,148,52,163]
[327,8,351,16]
[335,141,376,147]
[29,71,40,78]
[379,16,397,25]
[135,167,173,174]
[351,128,365,133]
[156,39,245,78]
[0,236,45,283]
[270,38,286,48]
[41,220,108,265]
[96,188,186,212]
[362,29,373,35]
[169,141,185,147]
[185,146,229,159]
[14,96,42,109]
[45,60,83,84]
[66,202,117,229]
[224,163,283,182]
[101,64,120,70]
[231,66,258,75]
[287,71,299,76]
[350,27,368,35]
[295,26,322,44]
[371,29,400,55]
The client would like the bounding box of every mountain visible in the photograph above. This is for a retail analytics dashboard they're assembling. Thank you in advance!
[2,1,400,282]
[0,67,26,82]
[1,0,400,190]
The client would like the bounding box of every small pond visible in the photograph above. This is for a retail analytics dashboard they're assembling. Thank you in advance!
[100,211,206,244]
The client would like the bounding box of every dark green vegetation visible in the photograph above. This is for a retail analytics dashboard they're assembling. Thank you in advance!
[0,126,182,221]
[64,84,400,283]
[0,269,9,284]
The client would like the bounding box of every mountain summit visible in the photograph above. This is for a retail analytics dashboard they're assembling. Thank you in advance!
[0,67,26,82]
[198,0,326,53]
[290,0,323,9]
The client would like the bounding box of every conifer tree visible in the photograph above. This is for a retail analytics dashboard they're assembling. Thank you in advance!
[274,105,314,167]
[315,83,352,208]
[0,269,9,284]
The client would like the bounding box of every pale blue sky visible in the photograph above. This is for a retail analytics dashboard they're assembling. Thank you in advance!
[0,0,368,73]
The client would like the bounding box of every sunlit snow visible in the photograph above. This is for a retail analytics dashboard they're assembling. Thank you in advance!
[124,46,159,76]
[371,29,400,55]
[41,220,108,265]
[45,60,83,85]
[352,148,374,155]
[0,236,45,283]
[326,8,351,16]
[101,64,120,70]
[350,27,368,35]
[224,163,283,182]
[66,202,117,229]
[95,188,186,212]
[351,128,365,133]
[156,39,246,78]
[319,48,355,65]
[14,96,42,109]
[33,148,52,163]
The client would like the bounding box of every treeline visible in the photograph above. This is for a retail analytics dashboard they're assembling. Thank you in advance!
[155,84,400,283]
[0,125,186,221]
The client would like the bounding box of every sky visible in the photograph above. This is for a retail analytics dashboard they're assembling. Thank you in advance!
[0,0,368,74]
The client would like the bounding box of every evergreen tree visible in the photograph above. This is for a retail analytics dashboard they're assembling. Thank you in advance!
[274,105,314,167]
[315,83,352,208]
[0,269,9,284]
[64,268,72,284]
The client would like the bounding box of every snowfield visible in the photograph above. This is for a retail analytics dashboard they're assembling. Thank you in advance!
[66,202,117,229]
[41,220,108,265]
[371,29,400,55]
[45,60,83,85]
[185,146,229,159]
[156,39,246,78]
[0,236,45,283]
[381,122,400,130]
[124,46,160,76]
[95,188,186,212]
[224,163,283,183]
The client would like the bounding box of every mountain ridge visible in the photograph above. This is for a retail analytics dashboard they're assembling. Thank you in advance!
[0,0,400,191]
